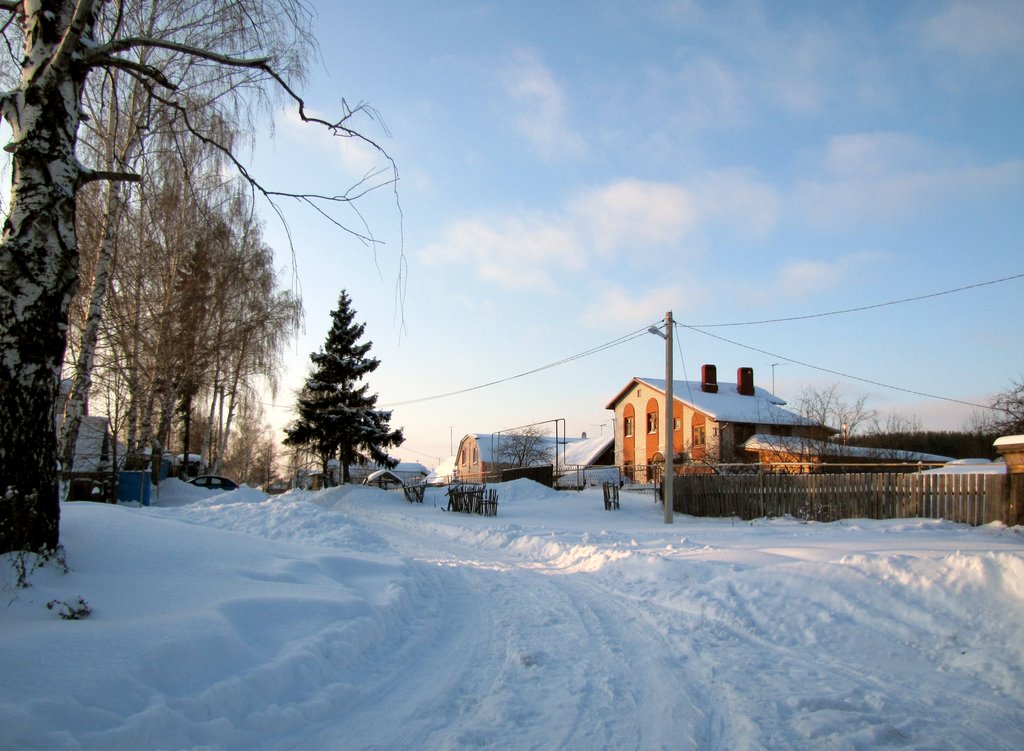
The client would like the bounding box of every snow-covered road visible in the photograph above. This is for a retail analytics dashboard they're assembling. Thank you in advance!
[312,484,1024,750]
[3,479,1024,750]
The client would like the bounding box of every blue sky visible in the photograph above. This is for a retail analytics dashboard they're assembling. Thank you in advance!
[250,0,1024,467]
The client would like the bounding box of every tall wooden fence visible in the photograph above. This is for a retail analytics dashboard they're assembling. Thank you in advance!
[674,472,1021,526]
[501,465,554,487]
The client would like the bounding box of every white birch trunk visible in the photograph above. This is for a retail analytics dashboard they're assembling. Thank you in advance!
[59,66,146,479]
[58,178,126,478]
[0,1,101,553]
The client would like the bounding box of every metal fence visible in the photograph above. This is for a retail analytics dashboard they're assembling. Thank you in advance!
[554,464,621,489]
[673,471,1020,526]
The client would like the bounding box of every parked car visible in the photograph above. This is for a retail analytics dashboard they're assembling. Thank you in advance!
[189,475,239,491]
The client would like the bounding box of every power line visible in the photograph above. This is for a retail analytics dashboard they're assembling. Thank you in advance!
[379,325,655,408]
[397,444,440,461]
[303,274,1022,413]
[678,323,995,411]
[685,272,1024,328]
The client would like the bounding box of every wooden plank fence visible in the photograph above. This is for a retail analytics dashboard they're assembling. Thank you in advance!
[674,472,1017,526]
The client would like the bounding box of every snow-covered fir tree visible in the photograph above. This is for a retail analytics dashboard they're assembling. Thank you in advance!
[284,291,403,484]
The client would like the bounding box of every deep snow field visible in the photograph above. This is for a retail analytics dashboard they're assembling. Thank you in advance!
[2,478,1024,750]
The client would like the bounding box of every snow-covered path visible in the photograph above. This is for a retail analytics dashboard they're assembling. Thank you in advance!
[311,484,1024,750]
[3,479,1024,750]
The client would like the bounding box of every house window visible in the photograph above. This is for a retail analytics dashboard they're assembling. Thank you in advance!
[647,412,658,433]
[734,423,755,443]
[472,447,478,465]
[692,425,706,447]
[624,416,634,437]
[674,418,681,431]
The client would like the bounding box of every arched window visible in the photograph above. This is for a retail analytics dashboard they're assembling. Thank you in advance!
[646,398,659,434]
[623,404,636,465]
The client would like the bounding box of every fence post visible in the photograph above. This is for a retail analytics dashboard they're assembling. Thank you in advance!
[758,471,764,519]
[1010,474,1024,527]
[984,474,1005,525]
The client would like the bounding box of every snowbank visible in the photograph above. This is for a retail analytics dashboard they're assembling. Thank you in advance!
[3,480,1023,749]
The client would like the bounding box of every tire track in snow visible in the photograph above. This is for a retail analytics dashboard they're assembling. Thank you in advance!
[343,517,717,749]
[588,556,1024,750]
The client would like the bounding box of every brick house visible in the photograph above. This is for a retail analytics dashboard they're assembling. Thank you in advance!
[454,433,504,483]
[605,365,828,477]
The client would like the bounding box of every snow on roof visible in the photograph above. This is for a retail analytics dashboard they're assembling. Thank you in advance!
[461,433,612,467]
[425,456,457,484]
[561,434,614,466]
[461,433,496,463]
[173,453,205,463]
[364,469,402,482]
[617,377,815,427]
[743,434,953,462]
[923,459,1006,475]
[393,462,429,474]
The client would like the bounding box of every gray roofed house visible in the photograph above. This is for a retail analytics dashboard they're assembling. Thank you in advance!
[605,365,831,477]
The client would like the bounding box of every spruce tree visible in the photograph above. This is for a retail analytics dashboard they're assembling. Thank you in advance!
[284,291,403,484]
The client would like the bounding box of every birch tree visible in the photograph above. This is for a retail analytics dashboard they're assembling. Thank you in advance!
[0,0,394,554]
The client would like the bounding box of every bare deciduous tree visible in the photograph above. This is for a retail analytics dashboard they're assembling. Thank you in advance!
[797,384,874,441]
[863,412,924,461]
[494,426,552,469]
[1,1,394,554]
[988,377,1024,436]
[792,383,875,461]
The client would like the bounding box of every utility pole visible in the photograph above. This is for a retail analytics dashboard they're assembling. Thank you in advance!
[649,312,674,524]
[663,311,674,524]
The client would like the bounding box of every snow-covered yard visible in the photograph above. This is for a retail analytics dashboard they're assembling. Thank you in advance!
[3,478,1023,750]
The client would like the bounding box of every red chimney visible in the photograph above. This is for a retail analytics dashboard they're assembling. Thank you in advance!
[737,367,754,396]
[701,364,718,393]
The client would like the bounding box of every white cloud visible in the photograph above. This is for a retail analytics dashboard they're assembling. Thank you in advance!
[667,56,752,131]
[693,170,781,239]
[819,132,943,177]
[578,282,695,329]
[419,213,583,292]
[735,251,888,307]
[775,259,845,298]
[501,49,587,160]
[920,0,1024,63]
[794,132,1024,226]
[420,173,782,295]
[795,160,1024,227]
[569,180,699,255]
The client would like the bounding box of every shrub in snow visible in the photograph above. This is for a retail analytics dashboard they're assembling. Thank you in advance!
[47,597,92,620]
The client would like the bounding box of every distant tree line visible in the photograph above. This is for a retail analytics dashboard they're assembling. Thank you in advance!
[799,379,1024,461]
[847,429,1002,460]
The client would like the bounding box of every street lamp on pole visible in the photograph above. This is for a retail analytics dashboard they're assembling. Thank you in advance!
[648,312,674,524]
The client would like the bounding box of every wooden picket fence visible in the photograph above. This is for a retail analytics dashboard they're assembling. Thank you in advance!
[673,472,1019,526]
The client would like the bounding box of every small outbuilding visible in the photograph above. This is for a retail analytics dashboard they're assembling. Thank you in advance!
[363,469,405,490]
